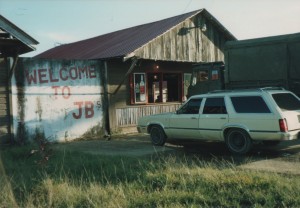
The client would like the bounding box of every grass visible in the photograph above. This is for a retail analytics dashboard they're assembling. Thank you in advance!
[1,143,300,207]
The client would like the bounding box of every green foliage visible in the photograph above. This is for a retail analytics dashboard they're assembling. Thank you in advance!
[1,145,300,207]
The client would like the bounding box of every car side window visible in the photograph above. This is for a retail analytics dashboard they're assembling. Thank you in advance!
[230,96,271,113]
[203,97,227,114]
[177,98,202,114]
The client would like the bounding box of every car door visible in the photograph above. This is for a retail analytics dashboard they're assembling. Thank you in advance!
[168,98,202,139]
[199,97,228,140]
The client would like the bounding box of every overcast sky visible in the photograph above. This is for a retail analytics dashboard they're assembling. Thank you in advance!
[1,0,300,57]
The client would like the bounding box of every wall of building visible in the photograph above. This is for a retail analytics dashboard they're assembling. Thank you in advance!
[134,14,227,63]
[11,58,105,143]
[0,58,11,144]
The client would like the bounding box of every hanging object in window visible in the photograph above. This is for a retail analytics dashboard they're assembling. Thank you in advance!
[140,75,145,102]
[133,73,146,103]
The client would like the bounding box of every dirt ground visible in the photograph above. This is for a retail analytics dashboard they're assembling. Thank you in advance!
[53,133,300,175]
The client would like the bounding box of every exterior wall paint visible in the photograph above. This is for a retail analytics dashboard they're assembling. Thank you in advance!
[12,58,104,143]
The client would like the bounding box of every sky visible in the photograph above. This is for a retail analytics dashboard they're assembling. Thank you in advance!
[1,0,300,57]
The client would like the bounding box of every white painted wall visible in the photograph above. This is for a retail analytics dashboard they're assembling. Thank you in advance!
[12,59,104,142]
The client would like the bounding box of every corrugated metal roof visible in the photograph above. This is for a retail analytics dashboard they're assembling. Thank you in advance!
[36,9,236,60]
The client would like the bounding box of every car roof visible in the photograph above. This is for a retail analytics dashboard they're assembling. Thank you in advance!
[189,87,290,99]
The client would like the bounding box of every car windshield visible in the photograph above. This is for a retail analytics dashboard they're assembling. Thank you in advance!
[272,93,300,111]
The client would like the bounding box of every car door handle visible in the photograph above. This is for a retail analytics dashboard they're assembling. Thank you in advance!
[220,117,227,120]
[191,117,197,119]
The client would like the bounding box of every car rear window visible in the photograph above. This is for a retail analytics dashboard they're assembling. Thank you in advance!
[272,93,300,111]
[230,96,271,113]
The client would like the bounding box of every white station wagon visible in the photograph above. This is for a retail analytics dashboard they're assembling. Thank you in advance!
[137,87,300,154]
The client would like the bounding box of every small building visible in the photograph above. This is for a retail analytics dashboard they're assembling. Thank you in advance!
[0,15,38,144]
[36,9,236,135]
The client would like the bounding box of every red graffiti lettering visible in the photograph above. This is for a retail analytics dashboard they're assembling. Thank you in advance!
[51,86,71,99]
[72,101,94,119]
[73,101,83,119]
[52,86,60,99]
[69,67,78,80]
[78,66,87,79]
[89,66,97,78]
[85,101,94,118]
[25,69,37,84]
[60,67,68,81]
[49,68,59,82]
[25,66,97,85]
[62,86,71,99]
[38,69,48,84]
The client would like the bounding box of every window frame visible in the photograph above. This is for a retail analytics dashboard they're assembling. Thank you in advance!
[130,72,184,105]
[230,95,272,114]
[177,98,202,114]
[202,97,227,114]
[132,73,147,104]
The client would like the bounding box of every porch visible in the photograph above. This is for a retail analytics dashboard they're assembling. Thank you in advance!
[115,103,181,132]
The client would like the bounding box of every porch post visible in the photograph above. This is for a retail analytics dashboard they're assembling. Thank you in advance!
[102,61,111,139]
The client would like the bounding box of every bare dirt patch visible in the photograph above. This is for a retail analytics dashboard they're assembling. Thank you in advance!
[52,133,176,156]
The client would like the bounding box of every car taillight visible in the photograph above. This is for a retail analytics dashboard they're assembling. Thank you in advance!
[279,119,288,132]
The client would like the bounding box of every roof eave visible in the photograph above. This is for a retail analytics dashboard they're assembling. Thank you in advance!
[0,15,39,53]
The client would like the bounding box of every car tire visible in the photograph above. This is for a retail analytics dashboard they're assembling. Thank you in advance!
[150,125,166,146]
[225,128,253,154]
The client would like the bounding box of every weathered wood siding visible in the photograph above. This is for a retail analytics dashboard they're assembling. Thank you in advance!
[0,58,10,144]
[116,103,181,126]
[135,14,226,62]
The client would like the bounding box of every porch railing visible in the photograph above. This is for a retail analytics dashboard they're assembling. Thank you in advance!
[116,103,181,127]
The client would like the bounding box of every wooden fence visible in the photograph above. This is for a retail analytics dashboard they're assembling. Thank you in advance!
[116,103,181,127]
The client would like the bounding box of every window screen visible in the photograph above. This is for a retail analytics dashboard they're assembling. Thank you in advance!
[272,93,300,111]
[203,98,227,114]
[231,96,271,113]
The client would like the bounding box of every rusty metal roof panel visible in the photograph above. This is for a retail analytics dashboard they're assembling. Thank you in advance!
[36,9,235,60]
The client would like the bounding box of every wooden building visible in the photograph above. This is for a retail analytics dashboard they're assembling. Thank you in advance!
[0,15,38,144]
[36,9,236,135]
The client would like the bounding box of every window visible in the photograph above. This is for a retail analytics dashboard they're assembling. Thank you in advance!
[211,70,219,80]
[132,72,182,104]
[177,98,202,114]
[198,70,209,82]
[272,93,300,111]
[230,96,271,113]
[203,97,227,114]
[183,73,191,101]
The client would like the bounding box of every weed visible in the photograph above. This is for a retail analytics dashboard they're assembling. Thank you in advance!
[1,145,300,207]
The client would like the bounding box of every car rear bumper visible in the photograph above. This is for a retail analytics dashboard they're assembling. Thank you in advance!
[250,130,300,141]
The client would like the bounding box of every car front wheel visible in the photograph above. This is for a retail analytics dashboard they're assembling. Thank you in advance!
[225,129,252,154]
[149,125,166,146]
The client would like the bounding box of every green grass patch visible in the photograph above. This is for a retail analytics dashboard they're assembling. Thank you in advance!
[1,144,300,207]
